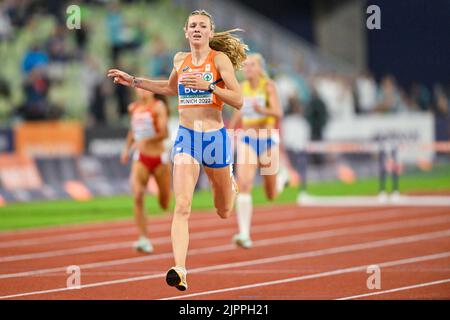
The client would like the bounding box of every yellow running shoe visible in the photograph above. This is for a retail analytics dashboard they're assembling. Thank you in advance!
[166,266,188,291]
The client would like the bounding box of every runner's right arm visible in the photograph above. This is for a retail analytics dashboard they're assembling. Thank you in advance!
[107,53,185,96]
[121,129,134,164]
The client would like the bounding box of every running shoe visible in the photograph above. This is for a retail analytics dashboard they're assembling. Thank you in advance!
[166,266,188,291]
[232,233,253,249]
[133,237,154,254]
[276,166,290,194]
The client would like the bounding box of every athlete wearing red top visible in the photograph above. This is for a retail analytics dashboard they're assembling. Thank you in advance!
[121,88,171,254]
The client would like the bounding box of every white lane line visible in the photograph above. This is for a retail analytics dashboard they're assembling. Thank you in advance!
[1,229,450,299]
[0,211,450,263]
[0,204,310,238]
[0,206,240,237]
[0,204,384,248]
[0,213,216,247]
[0,214,449,279]
[299,195,450,207]
[336,278,450,300]
[0,205,313,248]
[0,228,137,249]
[0,207,440,262]
[0,218,136,237]
[161,252,450,300]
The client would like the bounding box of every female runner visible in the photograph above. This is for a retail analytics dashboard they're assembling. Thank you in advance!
[120,88,171,253]
[109,9,247,291]
[229,53,288,249]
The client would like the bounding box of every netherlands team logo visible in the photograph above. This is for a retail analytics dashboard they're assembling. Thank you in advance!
[202,73,213,82]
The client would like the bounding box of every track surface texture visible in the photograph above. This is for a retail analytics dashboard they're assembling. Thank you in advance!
[0,203,449,300]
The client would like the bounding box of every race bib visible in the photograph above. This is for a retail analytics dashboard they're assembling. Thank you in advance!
[178,72,214,106]
[132,111,155,141]
[241,96,267,119]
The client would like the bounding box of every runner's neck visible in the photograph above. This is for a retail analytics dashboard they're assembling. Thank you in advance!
[190,47,212,66]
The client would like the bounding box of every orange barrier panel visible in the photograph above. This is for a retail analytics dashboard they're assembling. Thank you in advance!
[337,164,356,184]
[0,153,43,190]
[15,121,84,157]
[64,180,92,201]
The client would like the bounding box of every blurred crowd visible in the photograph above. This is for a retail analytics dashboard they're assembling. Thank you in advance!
[275,64,450,142]
[1,0,88,120]
[0,0,168,124]
[0,0,449,142]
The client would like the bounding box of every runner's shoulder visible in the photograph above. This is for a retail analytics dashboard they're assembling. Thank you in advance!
[174,52,189,70]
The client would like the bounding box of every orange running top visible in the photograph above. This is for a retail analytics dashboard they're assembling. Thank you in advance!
[176,50,225,111]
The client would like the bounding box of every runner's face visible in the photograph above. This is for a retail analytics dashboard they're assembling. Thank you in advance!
[243,57,260,80]
[185,15,213,46]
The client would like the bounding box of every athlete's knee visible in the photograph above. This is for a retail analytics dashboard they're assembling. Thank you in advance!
[216,206,232,219]
[174,196,192,217]
[239,181,252,194]
[132,186,145,203]
[159,193,170,210]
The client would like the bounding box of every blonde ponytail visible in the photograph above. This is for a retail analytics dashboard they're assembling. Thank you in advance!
[209,29,248,70]
[185,10,248,70]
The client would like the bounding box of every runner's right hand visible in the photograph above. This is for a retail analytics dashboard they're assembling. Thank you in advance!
[107,69,133,86]
[120,149,130,164]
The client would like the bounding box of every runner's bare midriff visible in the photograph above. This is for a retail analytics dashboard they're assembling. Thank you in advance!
[136,139,166,157]
[179,107,224,131]
[241,122,276,138]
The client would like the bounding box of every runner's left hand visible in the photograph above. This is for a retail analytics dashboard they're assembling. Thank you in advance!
[252,102,265,114]
[180,75,210,91]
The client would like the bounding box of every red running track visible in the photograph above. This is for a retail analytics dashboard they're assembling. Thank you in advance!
[0,203,449,300]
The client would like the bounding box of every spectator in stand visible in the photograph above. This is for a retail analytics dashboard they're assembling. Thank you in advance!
[0,77,11,100]
[374,74,404,114]
[410,81,432,112]
[398,87,420,113]
[113,57,132,117]
[354,71,378,114]
[281,92,310,179]
[82,55,110,125]
[147,36,173,78]
[74,21,89,57]
[340,74,355,118]
[305,85,328,164]
[14,67,62,121]
[21,43,49,74]
[315,71,354,120]
[282,95,310,152]
[106,1,144,64]
[0,1,13,42]
[305,85,328,144]
[274,58,311,114]
[89,79,110,125]
[45,23,73,63]
[3,0,33,29]
[432,85,450,143]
